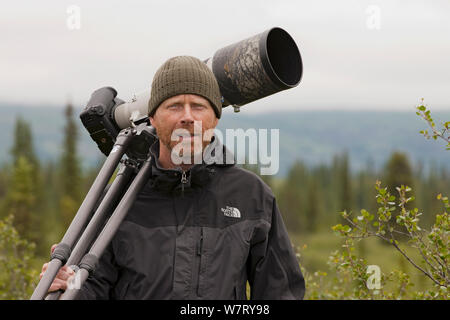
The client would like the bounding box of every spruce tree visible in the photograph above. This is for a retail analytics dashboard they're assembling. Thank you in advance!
[0,165,8,200]
[333,152,353,224]
[278,160,307,233]
[339,152,352,214]
[2,157,36,240]
[305,176,320,233]
[2,117,46,255]
[59,103,82,229]
[384,151,415,241]
[9,117,41,189]
[384,152,414,204]
[10,117,38,169]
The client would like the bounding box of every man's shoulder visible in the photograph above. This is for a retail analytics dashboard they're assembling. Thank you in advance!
[214,165,275,198]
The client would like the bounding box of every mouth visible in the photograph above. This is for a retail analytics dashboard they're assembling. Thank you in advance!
[177,133,201,141]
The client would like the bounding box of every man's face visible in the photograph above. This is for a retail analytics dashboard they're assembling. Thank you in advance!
[150,94,219,162]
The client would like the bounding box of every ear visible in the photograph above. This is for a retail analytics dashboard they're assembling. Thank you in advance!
[149,115,155,126]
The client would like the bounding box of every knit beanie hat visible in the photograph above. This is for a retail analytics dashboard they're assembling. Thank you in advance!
[148,56,222,118]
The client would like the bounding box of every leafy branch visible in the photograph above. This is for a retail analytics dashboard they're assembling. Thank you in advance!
[332,180,449,298]
[302,102,449,300]
[416,99,450,150]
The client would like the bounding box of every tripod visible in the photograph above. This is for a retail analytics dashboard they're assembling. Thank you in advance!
[30,122,156,300]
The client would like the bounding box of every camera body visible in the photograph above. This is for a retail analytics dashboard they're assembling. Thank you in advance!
[80,87,123,156]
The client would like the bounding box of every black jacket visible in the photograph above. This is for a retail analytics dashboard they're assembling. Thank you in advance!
[77,137,305,300]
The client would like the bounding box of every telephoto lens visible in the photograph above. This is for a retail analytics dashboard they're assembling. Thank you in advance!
[205,27,302,111]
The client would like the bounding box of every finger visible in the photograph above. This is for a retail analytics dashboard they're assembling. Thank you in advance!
[56,268,74,281]
[61,266,76,279]
[57,278,69,291]
[51,244,57,254]
[48,278,68,292]
[61,266,75,275]
[41,263,72,278]
[41,266,74,282]
[48,279,62,292]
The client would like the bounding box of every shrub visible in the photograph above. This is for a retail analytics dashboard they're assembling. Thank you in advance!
[0,215,38,299]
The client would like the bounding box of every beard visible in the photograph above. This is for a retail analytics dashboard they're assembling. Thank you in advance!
[155,121,215,165]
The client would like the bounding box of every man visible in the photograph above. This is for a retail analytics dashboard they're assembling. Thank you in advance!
[41,56,305,299]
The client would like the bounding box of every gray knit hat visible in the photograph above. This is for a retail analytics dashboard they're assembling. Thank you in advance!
[148,56,222,118]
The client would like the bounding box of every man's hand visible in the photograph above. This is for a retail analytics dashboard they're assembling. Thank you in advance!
[39,244,75,292]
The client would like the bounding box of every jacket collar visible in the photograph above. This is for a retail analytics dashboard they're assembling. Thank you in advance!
[147,135,234,194]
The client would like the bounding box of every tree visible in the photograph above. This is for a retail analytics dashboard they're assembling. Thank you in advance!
[278,160,308,233]
[333,152,353,224]
[59,103,83,229]
[8,116,41,195]
[305,176,320,233]
[5,117,49,256]
[384,151,415,241]
[0,215,38,299]
[1,157,36,241]
[384,152,414,198]
[312,163,337,231]
[10,117,39,169]
[0,165,9,200]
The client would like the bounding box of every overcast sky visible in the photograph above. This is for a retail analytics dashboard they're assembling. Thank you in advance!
[1,0,450,113]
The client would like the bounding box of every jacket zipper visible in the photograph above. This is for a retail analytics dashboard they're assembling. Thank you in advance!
[181,170,187,196]
[196,227,204,296]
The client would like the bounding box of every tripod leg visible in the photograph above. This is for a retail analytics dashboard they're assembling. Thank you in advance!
[30,129,134,300]
[45,161,136,300]
[60,155,152,300]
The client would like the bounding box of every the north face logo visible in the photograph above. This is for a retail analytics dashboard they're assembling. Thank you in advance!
[221,206,241,218]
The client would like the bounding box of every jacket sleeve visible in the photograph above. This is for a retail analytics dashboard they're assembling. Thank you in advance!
[75,242,119,300]
[247,197,305,300]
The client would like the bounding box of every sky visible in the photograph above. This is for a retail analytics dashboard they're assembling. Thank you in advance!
[1,0,450,113]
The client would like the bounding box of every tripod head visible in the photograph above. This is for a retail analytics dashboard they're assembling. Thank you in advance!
[80,89,157,161]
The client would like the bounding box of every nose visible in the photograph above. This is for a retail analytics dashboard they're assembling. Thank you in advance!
[180,104,195,125]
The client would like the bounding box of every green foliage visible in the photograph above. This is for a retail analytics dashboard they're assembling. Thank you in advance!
[384,152,414,199]
[1,157,37,241]
[3,117,49,256]
[10,117,39,169]
[335,152,353,215]
[303,181,449,299]
[59,103,83,228]
[0,215,38,299]
[278,161,308,233]
[416,99,450,150]
[305,178,320,232]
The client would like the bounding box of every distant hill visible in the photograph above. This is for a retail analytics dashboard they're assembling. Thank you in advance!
[0,104,448,176]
